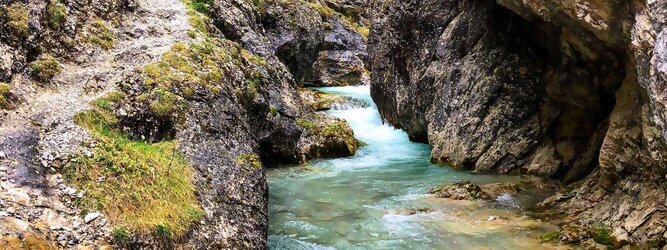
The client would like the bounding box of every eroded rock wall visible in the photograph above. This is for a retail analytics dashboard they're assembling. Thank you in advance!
[370,0,667,245]
[211,0,370,86]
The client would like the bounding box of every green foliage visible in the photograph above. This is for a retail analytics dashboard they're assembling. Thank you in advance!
[65,93,203,239]
[29,55,62,83]
[0,82,11,109]
[142,40,228,95]
[269,105,279,117]
[591,227,614,246]
[183,0,212,34]
[111,227,130,246]
[188,0,212,13]
[85,19,115,49]
[3,3,29,38]
[146,88,184,118]
[46,2,67,29]
[252,0,266,12]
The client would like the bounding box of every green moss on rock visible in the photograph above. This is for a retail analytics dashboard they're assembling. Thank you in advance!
[29,55,62,83]
[541,231,560,242]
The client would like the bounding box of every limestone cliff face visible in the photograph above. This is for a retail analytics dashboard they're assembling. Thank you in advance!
[211,0,370,87]
[0,0,363,248]
[370,0,667,245]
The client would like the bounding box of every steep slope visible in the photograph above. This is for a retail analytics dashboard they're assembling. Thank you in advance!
[369,0,666,246]
[0,0,363,248]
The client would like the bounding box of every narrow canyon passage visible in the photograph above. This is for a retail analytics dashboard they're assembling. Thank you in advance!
[268,86,560,249]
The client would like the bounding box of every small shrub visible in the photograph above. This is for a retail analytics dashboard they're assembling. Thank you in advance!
[188,0,212,13]
[184,0,212,34]
[85,19,115,49]
[0,83,10,109]
[3,3,29,38]
[591,227,614,245]
[111,227,130,246]
[46,2,67,29]
[30,55,62,83]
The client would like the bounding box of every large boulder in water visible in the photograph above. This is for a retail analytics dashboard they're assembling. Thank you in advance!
[429,181,492,201]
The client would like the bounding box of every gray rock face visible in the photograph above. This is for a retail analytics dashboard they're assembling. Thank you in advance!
[211,0,369,86]
[370,0,667,245]
[1,0,362,248]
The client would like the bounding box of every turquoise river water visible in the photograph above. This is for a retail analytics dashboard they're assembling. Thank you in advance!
[268,86,561,250]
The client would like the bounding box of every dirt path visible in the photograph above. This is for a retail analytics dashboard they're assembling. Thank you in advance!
[0,0,192,247]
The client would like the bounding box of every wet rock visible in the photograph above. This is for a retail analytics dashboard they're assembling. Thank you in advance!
[299,88,369,111]
[394,207,433,215]
[295,113,359,163]
[429,181,492,201]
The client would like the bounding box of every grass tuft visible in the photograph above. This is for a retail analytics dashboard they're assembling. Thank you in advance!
[30,55,62,83]
[0,82,11,109]
[46,2,67,29]
[65,93,203,240]
[85,19,115,49]
[591,227,614,245]
[3,3,29,38]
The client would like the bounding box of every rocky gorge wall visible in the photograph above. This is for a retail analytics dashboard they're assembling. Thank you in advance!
[369,0,667,245]
[0,0,368,248]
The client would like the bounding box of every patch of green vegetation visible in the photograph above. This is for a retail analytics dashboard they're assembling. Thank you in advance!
[297,118,318,132]
[297,117,347,137]
[92,91,125,111]
[541,231,560,242]
[29,55,62,83]
[145,87,185,118]
[308,2,336,17]
[188,0,212,13]
[3,3,29,38]
[241,49,269,68]
[46,2,67,29]
[252,0,267,12]
[111,227,130,247]
[85,19,115,49]
[65,93,203,240]
[183,0,212,34]
[235,153,262,170]
[591,227,614,246]
[142,40,231,96]
[269,105,279,117]
[323,121,346,137]
[0,82,11,109]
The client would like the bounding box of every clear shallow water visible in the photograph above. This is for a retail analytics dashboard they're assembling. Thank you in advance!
[268,86,559,250]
